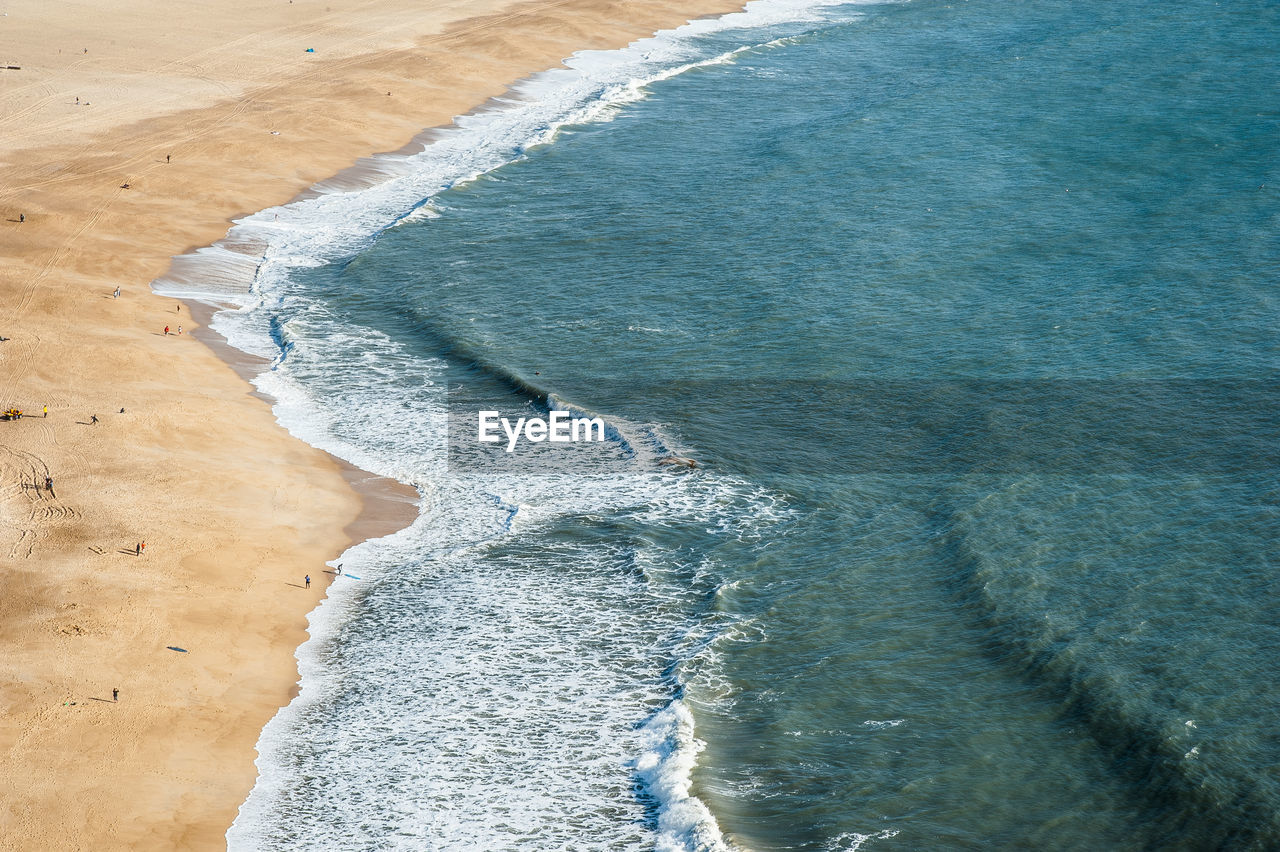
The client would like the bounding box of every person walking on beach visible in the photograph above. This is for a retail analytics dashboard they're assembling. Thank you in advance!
[113,286,120,298]
[90,414,98,425]
[44,475,52,492]
[42,404,47,418]
[305,575,311,589]
[140,541,146,555]
[177,325,182,335]
[166,154,171,164]
[112,688,118,702]
[18,213,24,223]
[135,542,140,556]
[164,325,169,335]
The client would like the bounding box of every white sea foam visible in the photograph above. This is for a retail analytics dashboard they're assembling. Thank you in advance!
[149,0,863,848]
[827,829,901,851]
[229,468,781,850]
[860,719,906,729]
[635,701,727,852]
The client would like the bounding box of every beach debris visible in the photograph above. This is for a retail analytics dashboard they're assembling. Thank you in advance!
[166,646,188,653]
[305,47,315,53]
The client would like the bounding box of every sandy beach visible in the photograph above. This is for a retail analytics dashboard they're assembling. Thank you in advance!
[0,0,739,847]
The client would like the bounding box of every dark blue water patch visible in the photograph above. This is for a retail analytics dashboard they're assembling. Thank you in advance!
[927,477,1280,849]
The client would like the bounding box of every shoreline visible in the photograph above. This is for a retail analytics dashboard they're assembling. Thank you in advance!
[185,299,420,549]
[0,0,743,847]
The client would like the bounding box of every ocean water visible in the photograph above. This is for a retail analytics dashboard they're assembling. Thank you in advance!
[155,0,1280,848]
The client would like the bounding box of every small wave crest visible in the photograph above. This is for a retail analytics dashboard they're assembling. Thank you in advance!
[635,701,730,852]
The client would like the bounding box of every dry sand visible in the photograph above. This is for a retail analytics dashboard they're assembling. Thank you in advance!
[0,0,741,847]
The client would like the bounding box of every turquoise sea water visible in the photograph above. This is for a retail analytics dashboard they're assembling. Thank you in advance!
[163,0,1279,848]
